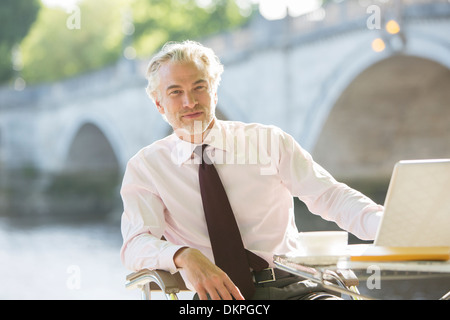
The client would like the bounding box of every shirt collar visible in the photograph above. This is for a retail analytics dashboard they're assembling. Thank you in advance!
[171,119,231,166]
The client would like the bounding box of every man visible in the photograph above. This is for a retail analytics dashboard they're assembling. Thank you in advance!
[120,40,384,300]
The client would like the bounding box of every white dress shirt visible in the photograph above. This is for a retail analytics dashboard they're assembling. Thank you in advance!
[120,120,384,289]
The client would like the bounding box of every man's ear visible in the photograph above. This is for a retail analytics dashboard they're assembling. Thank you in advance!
[155,99,165,115]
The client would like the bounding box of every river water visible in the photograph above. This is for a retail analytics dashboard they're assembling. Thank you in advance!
[0,212,197,300]
[0,214,137,299]
[1,203,449,300]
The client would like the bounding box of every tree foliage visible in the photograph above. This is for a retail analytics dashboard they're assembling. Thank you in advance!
[0,0,40,84]
[131,0,251,57]
[15,0,252,85]
[20,0,126,84]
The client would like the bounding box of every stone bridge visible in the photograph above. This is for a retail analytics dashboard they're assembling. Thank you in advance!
[1,0,449,216]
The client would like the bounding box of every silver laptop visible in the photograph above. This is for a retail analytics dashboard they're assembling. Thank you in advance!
[374,159,450,247]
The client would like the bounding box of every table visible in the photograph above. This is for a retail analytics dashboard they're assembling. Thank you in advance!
[273,246,450,300]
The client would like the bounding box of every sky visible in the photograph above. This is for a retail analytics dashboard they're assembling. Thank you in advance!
[40,0,326,20]
[40,0,82,10]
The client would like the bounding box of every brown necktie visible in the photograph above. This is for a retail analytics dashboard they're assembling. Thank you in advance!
[197,144,268,299]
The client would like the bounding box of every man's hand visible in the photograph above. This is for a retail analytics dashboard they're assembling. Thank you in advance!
[173,247,245,300]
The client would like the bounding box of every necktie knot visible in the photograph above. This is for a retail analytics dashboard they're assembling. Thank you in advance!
[195,144,213,166]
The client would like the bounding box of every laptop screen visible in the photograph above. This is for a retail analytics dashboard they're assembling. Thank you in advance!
[374,159,450,247]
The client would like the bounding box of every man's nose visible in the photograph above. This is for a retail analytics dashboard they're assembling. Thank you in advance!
[183,92,197,108]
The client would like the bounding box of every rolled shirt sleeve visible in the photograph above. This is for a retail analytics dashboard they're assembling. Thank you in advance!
[276,128,384,240]
[120,154,186,273]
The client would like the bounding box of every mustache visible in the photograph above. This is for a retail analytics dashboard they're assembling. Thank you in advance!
[180,107,205,115]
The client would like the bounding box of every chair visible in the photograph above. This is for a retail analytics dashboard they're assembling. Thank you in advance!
[126,269,188,300]
[125,267,361,300]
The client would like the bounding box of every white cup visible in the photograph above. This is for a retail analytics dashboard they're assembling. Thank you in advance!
[296,231,348,256]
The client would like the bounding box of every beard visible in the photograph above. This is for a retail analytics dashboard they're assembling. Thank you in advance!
[167,105,216,139]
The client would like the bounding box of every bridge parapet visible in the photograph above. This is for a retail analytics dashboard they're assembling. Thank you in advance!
[0,0,448,218]
[0,1,447,112]
[203,0,450,63]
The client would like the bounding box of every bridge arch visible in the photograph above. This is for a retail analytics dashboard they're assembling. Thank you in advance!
[311,54,450,181]
[64,121,120,174]
[300,29,450,153]
[58,114,127,174]
[47,118,124,217]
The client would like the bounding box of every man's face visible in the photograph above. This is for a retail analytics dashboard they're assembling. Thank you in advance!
[155,60,217,137]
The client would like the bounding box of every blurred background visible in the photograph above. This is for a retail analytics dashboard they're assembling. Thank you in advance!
[0,0,449,300]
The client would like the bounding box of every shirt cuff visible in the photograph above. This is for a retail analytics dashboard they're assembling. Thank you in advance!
[160,244,188,274]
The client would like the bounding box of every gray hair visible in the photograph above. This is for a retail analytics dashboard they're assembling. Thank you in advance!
[145,40,224,102]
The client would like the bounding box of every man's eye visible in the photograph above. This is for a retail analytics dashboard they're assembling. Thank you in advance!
[195,86,207,91]
[170,90,182,95]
